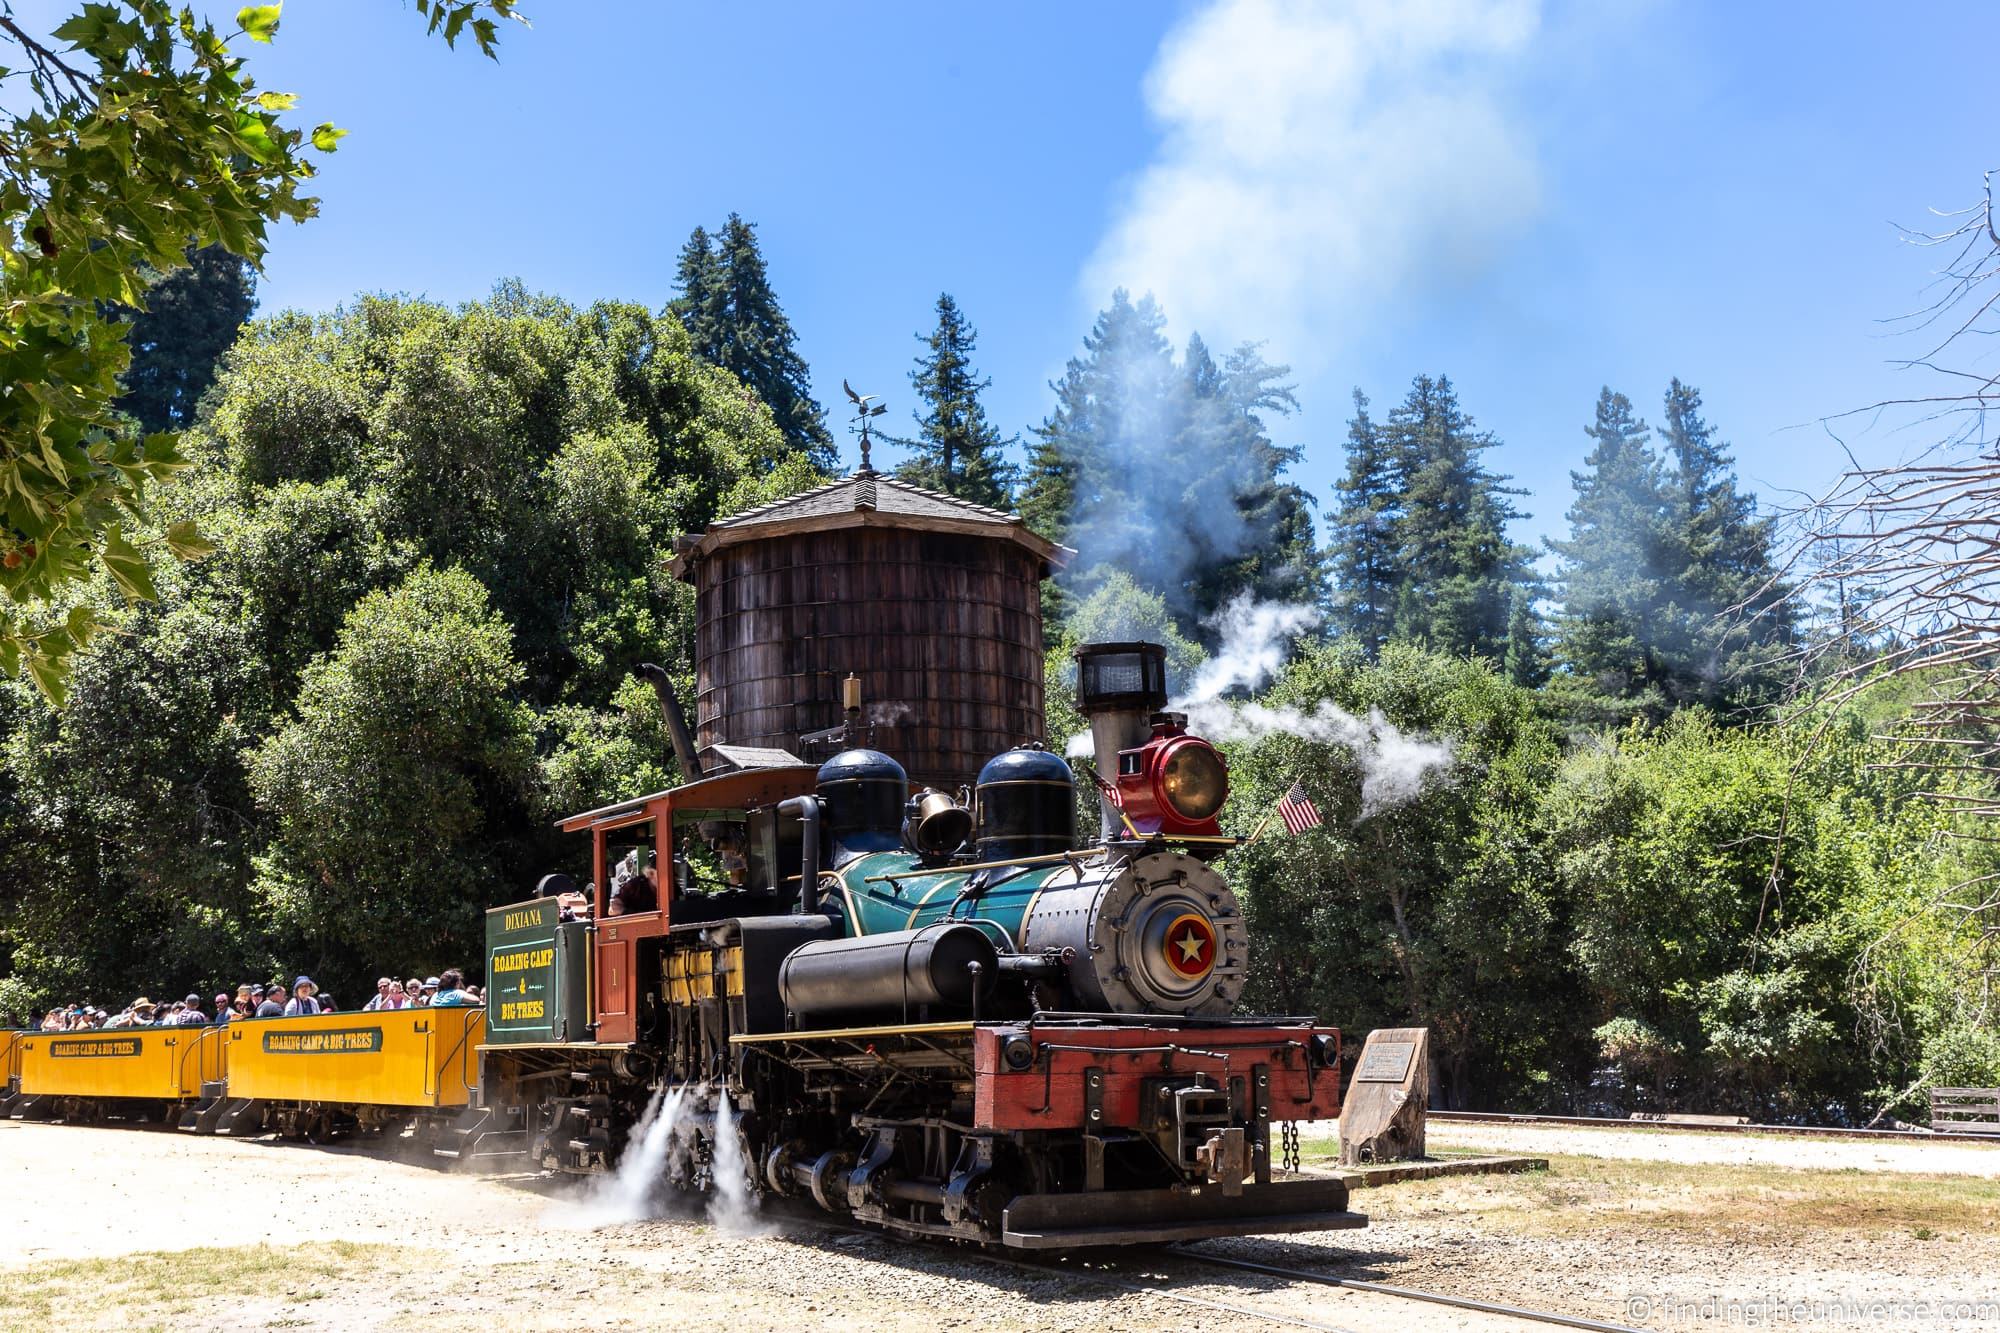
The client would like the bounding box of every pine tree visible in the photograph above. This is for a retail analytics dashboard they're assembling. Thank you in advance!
[1502,586,1549,686]
[114,244,256,434]
[1550,388,1670,713]
[1020,292,1321,635]
[889,294,1016,509]
[1329,390,1399,657]
[668,215,835,471]
[1654,379,1792,711]
[1019,289,1176,557]
[1176,335,1322,627]
[1383,375,1535,658]
[669,226,726,358]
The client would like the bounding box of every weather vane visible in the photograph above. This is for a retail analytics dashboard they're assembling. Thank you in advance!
[842,379,888,474]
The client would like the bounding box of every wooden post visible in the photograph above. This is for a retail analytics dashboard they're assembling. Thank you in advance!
[1338,1027,1430,1166]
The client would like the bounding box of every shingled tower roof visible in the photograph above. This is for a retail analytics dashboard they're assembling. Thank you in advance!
[671,469,1071,579]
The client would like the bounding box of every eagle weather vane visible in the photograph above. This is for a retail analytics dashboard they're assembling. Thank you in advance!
[843,379,888,474]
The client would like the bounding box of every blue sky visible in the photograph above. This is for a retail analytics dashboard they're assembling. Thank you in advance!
[51,1,2000,549]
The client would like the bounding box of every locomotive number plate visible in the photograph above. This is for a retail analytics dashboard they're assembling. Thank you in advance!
[1354,1040,1417,1084]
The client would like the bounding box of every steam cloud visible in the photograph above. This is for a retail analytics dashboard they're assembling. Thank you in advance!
[1179,596,1454,821]
[1084,0,1543,365]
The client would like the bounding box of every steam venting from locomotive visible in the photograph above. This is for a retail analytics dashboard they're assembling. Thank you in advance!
[1070,594,1456,822]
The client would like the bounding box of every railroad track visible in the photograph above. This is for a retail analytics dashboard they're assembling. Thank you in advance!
[796,1210,1644,1331]
[1167,1246,1649,1332]
[1425,1109,2000,1145]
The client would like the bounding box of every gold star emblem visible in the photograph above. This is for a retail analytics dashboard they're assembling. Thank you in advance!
[1176,929,1206,963]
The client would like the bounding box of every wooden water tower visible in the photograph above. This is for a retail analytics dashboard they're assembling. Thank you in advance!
[670,466,1069,792]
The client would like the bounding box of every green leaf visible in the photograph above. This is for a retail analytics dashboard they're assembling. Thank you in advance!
[26,650,67,705]
[311,123,348,153]
[238,5,283,43]
[64,604,101,648]
[0,637,18,679]
[164,519,218,561]
[100,526,158,604]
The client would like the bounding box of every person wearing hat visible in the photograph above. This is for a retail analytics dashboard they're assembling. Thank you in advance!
[129,997,158,1027]
[283,976,321,1017]
[253,985,285,1019]
[414,977,439,1008]
[172,994,205,1026]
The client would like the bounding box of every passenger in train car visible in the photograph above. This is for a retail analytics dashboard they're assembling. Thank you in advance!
[214,994,234,1025]
[362,978,393,1010]
[608,852,658,915]
[173,995,206,1026]
[429,969,476,1007]
[254,986,285,1018]
[282,977,321,1017]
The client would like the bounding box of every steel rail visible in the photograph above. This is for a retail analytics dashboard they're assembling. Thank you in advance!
[1427,1108,2000,1144]
[793,1214,1360,1332]
[1172,1247,1648,1333]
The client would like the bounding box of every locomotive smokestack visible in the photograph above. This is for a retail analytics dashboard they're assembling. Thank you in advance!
[636,662,704,781]
[1074,642,1169,842]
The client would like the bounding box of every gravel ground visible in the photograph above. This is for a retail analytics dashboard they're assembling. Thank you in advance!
[5,1117,1998,1331]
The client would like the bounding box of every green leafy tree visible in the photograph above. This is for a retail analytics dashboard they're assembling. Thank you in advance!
[1328,389,1398,656]
[249,565,538,987]
[114,244,256,434]
[670,214,834,471]
[1548,388,1670,719]
[0,584,275,1009]
[0,0,526,696]
[1223,642,1585,1109]
[1382,375,1536,659]
[1541,705,1981,1118]
[889,293,1016,508]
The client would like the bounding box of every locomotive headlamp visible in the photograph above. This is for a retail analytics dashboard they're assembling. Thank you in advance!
[1111,714,1231,839]
[1160,740,1227,822]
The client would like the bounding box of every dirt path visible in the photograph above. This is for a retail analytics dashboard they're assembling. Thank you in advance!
[7,1118,1997,1331]
[0,1121,1537,1331]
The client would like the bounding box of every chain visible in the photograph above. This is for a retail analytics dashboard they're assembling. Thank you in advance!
[1280,1120,1300,1174]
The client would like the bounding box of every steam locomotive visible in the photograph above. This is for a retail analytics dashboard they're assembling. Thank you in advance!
[1,641,1362,1250]
[465,640,1363,1247]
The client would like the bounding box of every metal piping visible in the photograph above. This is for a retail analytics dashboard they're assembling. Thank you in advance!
[636,662,703,780]
[779,795,822,915]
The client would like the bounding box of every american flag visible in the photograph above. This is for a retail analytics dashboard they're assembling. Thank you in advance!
[1277,781,1323,835]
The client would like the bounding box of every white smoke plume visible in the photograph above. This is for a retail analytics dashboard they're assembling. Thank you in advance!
[1183,696,1453,821]
[1084,0,1543,365]
[1184,597,1323,702]
[1179,595,1453,821]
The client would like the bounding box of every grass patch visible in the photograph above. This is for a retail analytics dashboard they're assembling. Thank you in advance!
[1339,1153,2000,1240]
[0,1241,429,1331]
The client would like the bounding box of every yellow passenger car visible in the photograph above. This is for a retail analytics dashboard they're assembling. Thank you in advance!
[223,1007,483,1111]
[13,1025,224,1116]
[0,1029,20,1112]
